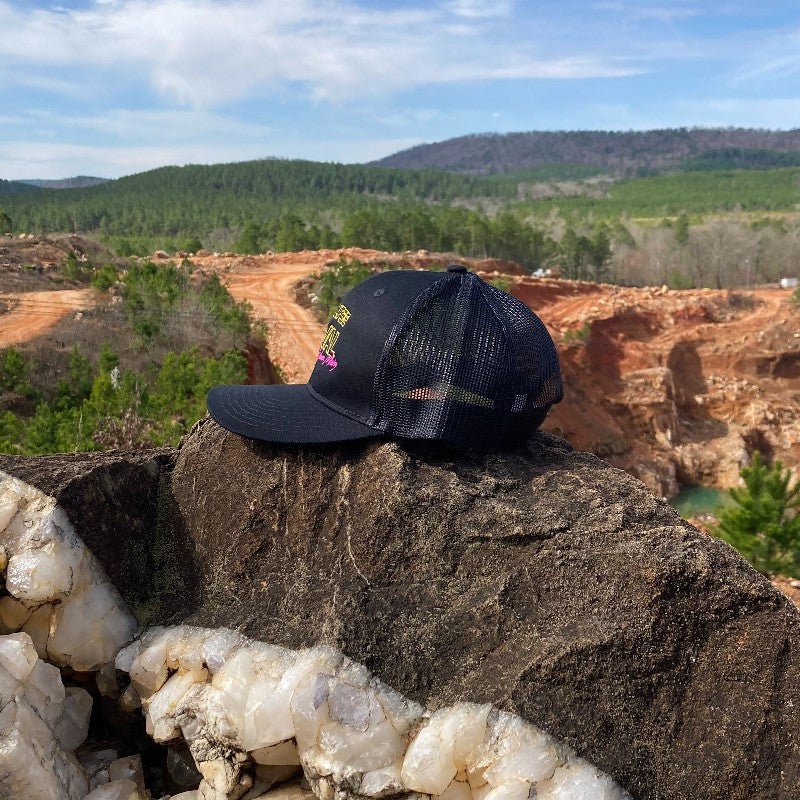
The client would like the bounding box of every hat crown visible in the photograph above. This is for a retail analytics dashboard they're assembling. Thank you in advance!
[311,268,563,448]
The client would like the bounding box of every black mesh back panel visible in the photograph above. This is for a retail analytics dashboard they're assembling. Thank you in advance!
[370,272,563,447]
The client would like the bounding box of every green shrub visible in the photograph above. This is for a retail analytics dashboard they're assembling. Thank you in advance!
[563,322,591,345]
[199,273,251,344]
[91,263,119,291]
[62,252,90,282]
[0,411,23,453]
[714,452,800,577]
[668,270,694,289]
[490,274,513,292]
[123,260,189,341]
[0,348,27,393]
[315,257,372,319]
[0,346,248,454]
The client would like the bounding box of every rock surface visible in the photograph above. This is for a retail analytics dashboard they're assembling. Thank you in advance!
[169,418,800,800]
[2,420,800,800]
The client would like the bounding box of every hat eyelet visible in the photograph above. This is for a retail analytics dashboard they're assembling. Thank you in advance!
[373,288,385,297]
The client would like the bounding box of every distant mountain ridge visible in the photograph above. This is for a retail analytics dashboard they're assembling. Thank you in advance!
[372,127,800,176]
[0,178,41,196]
[20,176,108,190]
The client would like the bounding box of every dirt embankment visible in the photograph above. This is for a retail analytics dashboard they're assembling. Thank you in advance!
[0,289,99,347]
[513,279,800,495]
[0,234,118,346]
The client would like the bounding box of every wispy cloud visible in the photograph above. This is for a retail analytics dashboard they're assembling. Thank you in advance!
[732,25,800,85]
[68,109,272,140]
[0,0,644,108]
[445,0,514,19]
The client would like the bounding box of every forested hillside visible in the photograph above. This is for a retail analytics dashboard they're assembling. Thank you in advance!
[3,159,511,236]
[21,176,108,190]
[373,128,800,175]
[2,154,800,289]
[0,179,39,196]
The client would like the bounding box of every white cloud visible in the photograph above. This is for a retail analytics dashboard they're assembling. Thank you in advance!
[732,26,800,85]
[445,0,514,19]
[0,0,642,108]
[68,109,272,140]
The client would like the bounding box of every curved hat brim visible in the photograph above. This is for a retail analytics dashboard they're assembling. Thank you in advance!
[206,384,381,444]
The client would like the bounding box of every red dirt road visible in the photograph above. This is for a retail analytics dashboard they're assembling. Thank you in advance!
[223,265,324,383]
[0,289,98,348]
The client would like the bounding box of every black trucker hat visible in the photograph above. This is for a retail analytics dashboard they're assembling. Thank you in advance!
[206,265,563,448]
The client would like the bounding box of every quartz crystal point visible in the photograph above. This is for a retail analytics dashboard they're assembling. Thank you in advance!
[117,626,632,800]
[0,632,91,800]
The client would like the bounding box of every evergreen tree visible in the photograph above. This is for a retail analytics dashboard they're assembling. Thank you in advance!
[714,452,800,577]
[274,214,308,252]
[0,210,11,235]
[0,348,27,393]
[559,228,589,279]
[675,212,690,246]
[588,224,613,282]
[235,221,261,254]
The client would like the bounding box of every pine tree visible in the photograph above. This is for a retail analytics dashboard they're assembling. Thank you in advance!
[675,212,690,246]
[714,452,800,577]
[235,221,261,254]
[0,210,11,235]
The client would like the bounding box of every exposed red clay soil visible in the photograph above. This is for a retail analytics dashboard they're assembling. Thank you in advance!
[185,248,522,384]
[512,279,800,497]
[0,288,99,347]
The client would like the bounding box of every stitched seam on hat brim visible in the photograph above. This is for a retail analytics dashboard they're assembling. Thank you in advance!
[304,382,382,434]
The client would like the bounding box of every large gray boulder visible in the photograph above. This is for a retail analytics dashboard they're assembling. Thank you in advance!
[2,419,799,800]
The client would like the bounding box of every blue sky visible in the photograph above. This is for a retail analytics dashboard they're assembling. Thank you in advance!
[1,0,799,179]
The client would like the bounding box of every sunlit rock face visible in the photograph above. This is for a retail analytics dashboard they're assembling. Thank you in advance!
[114,626,630,800]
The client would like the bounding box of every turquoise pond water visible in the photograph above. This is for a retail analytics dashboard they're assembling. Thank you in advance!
[669,485,735,518]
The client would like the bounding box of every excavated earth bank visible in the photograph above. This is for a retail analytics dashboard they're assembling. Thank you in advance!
[1,419,799,800]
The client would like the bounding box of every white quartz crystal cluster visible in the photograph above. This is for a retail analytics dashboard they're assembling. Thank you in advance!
[0,630,155,800]
[0,630,92,799]
[0,472,137,672]
[115,626,631,800]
